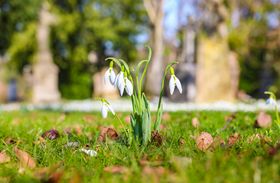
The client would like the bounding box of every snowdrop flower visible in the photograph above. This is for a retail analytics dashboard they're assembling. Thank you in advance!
[80,148,97,157]
[104,61,116,85]
[124,77,133,96]
[115,71,133,96]
[114,71,125,95]
[266,97,277,106]
[101,100,115,118]
[169,67,182,95]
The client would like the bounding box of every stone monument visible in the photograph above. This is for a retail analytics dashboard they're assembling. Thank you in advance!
[196,36,235,102]
[32,3,60,103]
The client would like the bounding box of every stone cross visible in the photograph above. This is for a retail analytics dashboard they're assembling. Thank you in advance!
[32,3,60,103]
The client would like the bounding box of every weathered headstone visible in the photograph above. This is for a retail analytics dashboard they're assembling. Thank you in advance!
[93,69,119,99]
[32,3,60,103]
[196,36,235,102]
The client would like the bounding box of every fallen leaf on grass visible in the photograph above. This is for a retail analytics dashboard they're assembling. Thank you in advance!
[5,137,17,144]
[151,131,163,146]
[104,166,128,174]
[178,137,186,146]
[34,162,63,181]
[83,115,96,123]
[142,166,167,176]
[227,133,240,147]
[0,151,11,164]
[162,112,171,121]
[268,142,280,156]
[255,111,272,128]
[125,115,130,124]
[42,129,60,140]
[14,147,36,169]
[191,117,200,128]
[98,127,119,142]
[211,136,225,149]
[69,171,82,183]
[64,125,83,136]
[196,132,213,151]
[48,170,64,183]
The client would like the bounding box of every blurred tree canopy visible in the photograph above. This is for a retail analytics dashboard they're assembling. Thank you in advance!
[226,0,280,97]
[1,0,148,99]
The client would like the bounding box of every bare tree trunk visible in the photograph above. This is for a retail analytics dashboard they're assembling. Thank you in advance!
[143,0,164,96]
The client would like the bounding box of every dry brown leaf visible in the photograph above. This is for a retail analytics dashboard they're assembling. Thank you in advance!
[69,171,82,183]
[196,132,213,151]
[227,133,240,147]
[178,137,186,146]
[83,115,96,123]
[162,112,171,121]
[192,117,200,128]
[142,166,167,176]
[14,147,36,169]
[255,111,272,128]
[41,129,60,140]
[5,137,17,145]
[211,136,225,149]
[268,142,280,156]
[151,131,163,146]
[98,127,119,142]
[104,166,128,174]
[124,115,130,124]
[0,151,11,164]
[48,170,64,183]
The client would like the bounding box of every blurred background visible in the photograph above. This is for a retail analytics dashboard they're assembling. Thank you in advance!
[0,0,279,104]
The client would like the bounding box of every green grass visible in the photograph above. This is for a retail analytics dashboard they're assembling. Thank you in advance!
[0,111,280,182]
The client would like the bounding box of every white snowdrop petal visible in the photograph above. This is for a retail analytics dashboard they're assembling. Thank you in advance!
[169,77,175,95]
[119,82,125,96]
[114,74,119,87]
[104,69,111,84]
[101,103,108,118]
[175,76,183,94]
[109,70,116,85]
[125,79,133,96]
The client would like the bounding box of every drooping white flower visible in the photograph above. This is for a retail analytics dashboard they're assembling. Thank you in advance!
[169,75,182,95]
[266,97,277,106]
[114,71,125,95]
[124,77,133,96]
[101,101,115,118]
[104,68,116,85]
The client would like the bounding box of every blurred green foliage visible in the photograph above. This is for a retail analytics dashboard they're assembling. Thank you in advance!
[1,0,147,99]
[227,0,280,97]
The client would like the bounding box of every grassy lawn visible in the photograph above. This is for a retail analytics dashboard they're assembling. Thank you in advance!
[0,111,280,182]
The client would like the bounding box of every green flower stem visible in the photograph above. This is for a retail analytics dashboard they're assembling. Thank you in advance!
[114,114,130,138]
[154,62,178,130]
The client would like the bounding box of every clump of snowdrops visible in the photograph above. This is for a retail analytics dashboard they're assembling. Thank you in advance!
[100,47,182,144]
